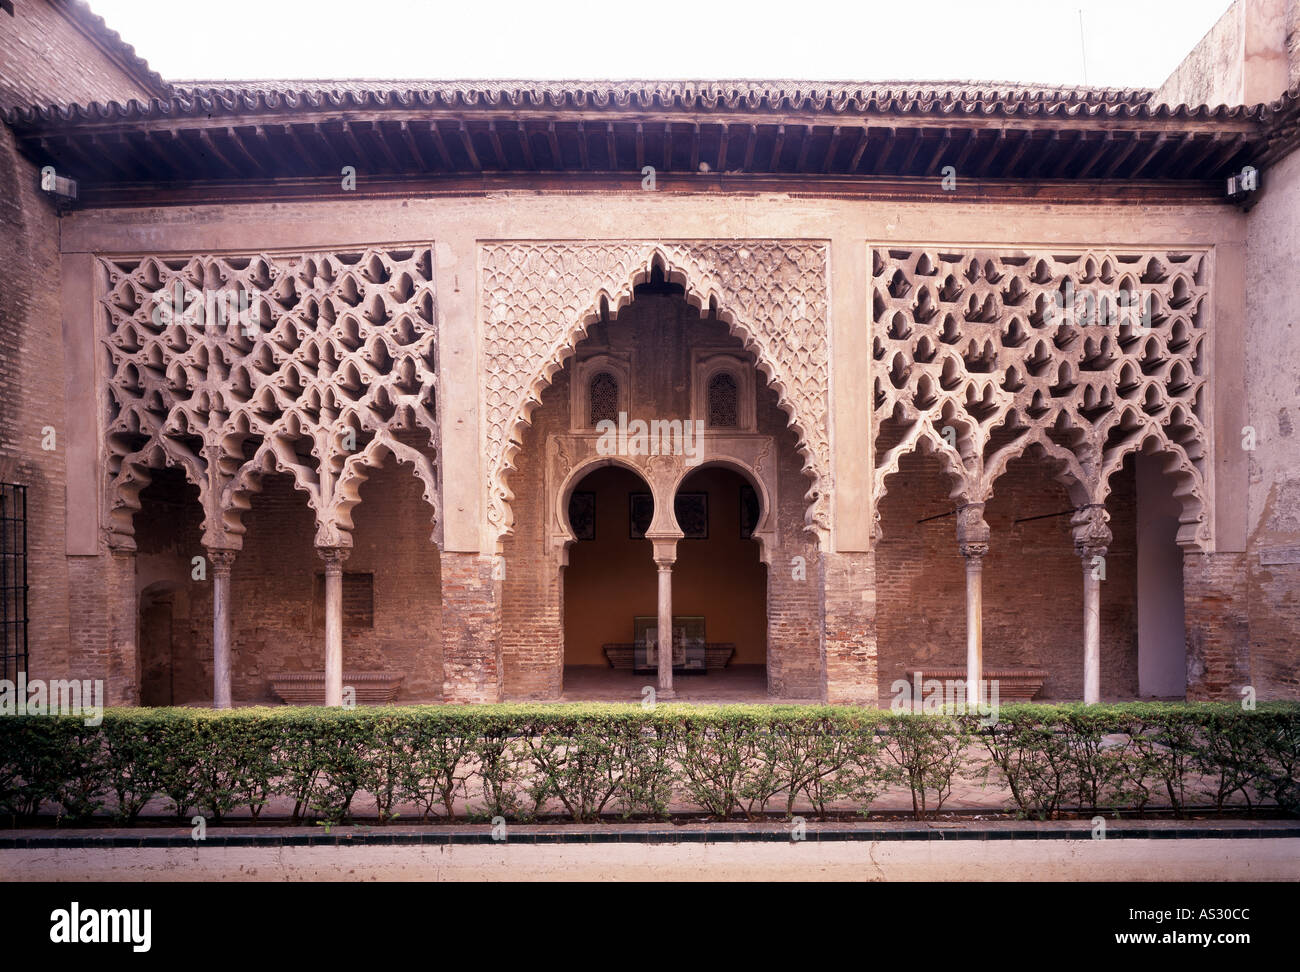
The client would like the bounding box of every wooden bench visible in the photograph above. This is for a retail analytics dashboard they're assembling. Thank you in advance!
[269,671,404,705]
[602,643,736,671]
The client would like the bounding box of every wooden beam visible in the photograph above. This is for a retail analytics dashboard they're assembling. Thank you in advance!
[1000,129,1035,175]
[716,122,731,171]
[488,121,509,170]
[193,129,242,176]
[337,122,368,168]
[458,122,482,171]
[896,128,926,174]
[769,124,786,172]
[742,124,757,171]
[1128,133,1169,178]
[924,127,953,177]
[427,122,454,170]
[398,121,429,171]
[1100,133,1142,178]
[795,124,814,172]
[364,121,403,172]
[662,122,673,172]
[822,125,843,173]
[517,122,536,170]
[1050,130,1089,178]
[689,122,700,172]
[847,125,870,173]
[605,122,617,170]
[635,123,645,170]
[545,122,561,169]
[575,121,589,170]
[1074,131,1113,179]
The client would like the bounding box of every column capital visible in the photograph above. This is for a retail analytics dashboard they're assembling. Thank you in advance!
[317,546,351,573]
[955,503,990,560]
[647,534,679,567]
[1071,504,1112,561]
[207,548,238,573]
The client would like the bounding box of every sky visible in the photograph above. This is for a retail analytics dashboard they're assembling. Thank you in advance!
[88,0,1236,90]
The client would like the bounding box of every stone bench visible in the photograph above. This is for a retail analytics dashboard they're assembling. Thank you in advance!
[269,672,404,705]
[918,668,1047,702]
[602,643,736,671]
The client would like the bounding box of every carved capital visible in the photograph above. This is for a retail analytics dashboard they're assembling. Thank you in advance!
[206,548,238,575]
[317,546,351,574]
[955,503,990,559]
[1071,504,1112,560]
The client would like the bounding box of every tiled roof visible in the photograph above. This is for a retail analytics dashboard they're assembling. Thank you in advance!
[55,0,170,98]
[6,76,1271,127]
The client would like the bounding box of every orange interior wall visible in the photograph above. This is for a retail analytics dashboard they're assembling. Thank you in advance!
[563,465,768,665]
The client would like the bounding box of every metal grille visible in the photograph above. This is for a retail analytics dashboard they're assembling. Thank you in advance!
[707,371,739,427]
[589,371,619,425]
[0,483,28,682]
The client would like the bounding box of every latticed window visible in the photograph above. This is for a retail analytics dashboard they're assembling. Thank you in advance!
[0,483,28,682]
[589,371,619,425]
[707,371,739,428]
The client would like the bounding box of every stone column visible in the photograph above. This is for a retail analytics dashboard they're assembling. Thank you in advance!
[956,504,990,707]
[1071,505,1112,705]
[652,541,677,700]
[207,548,238,709]
[318,547,350,707]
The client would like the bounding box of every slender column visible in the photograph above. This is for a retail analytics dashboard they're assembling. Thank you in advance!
[1071,505,1112,706]
[318,547,350,707]
[956,504,990,707]
[208,548,238,709]
[655,557,675,700]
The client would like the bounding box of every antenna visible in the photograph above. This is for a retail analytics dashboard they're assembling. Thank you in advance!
[1079,9,1089,86]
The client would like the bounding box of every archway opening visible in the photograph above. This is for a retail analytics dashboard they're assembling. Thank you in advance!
[132,467,203,705]
[561,464,657,694]
[1128,451,1187,698]
[672,464,768,689]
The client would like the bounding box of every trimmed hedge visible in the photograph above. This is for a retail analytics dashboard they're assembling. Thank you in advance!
[0,702,1296,824]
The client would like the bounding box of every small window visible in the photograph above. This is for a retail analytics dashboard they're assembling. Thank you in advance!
[314,572,375,629]
[589,371,619,425]
[707,372,739,428]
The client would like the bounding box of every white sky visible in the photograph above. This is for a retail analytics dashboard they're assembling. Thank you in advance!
[88,0,1234,89]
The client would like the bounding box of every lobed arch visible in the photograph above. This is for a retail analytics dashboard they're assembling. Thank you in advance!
[481,240,831,553]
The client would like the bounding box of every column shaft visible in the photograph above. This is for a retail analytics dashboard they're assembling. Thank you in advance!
[319,548,350,707]
[964,554,984,706]
[656,562,675,699]
[209,549,237,709]
[1083,566,1101,705]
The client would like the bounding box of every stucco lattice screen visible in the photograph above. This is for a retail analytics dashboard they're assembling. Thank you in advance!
[98,247,441,551]
[480,241,831,545]
[871,247,1211,549]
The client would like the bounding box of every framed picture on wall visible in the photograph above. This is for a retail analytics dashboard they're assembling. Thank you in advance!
[568,490,595,541]
[629,492,654,539]
[674,492,708,539]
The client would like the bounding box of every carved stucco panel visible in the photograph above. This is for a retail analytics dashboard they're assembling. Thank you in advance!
[481,241,830,550]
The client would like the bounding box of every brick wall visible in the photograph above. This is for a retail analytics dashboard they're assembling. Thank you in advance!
[0,122,71,683]
[875,451,1141,701]
[132,463,444,704]
[0,0,157,110]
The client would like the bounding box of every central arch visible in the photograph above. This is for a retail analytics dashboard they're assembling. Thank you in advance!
[480,241,832,551]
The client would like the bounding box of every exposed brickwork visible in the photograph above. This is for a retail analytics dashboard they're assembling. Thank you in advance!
[876,452,1140,700]
[822,551,877,704]
[441,551,501,703]
[0,0,157,110]
[0,123,71,683]
[1184,552,1251,700]
[132,465,444,704]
